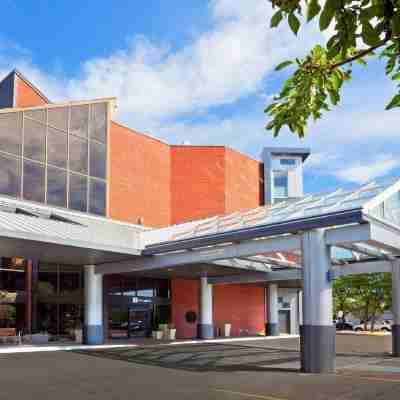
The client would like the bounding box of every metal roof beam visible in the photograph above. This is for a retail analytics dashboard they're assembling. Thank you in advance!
[95,234,301,275]
[329,260,393,280]
[208,269,302,285]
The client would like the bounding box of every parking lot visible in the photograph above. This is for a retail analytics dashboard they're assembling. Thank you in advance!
[0,338,400,399]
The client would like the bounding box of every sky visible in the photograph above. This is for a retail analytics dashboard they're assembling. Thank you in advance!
[1,0,400,194]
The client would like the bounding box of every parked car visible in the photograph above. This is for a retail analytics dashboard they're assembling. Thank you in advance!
[353,320,392,332]
[335,320,354,331]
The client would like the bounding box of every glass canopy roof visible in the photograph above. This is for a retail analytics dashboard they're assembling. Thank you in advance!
[144,177,400,245]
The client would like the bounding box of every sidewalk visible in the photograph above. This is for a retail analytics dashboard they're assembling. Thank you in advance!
[0,334,299,354]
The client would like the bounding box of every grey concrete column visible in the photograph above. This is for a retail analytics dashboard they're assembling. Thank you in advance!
[301,229,335,374]
[266,284,279,336]
[198,277,214,339]
[83,265,104,345]
[392,260,400,357]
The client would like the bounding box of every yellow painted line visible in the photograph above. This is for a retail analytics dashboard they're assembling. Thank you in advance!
[214,388,287,400]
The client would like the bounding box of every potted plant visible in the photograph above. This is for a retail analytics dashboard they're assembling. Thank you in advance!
[168,324,177,340]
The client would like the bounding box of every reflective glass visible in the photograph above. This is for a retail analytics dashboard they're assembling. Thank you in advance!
[90,103,107,143]
[90,141,106,179]
[69,135,88,174]
[23,161,45,203]
[24,109,46,123]
[70,105,89,138]
[47,127,67,169]
[0,112,22,155]
[0,153,20,197]
[24,117,45,162]
[89,179,106,215]
[69,173,87,212]
[273,171,288,198]
[47,167,67,207]
[48,107,68,132]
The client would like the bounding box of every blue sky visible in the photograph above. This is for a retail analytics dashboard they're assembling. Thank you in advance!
[1,0,400,194]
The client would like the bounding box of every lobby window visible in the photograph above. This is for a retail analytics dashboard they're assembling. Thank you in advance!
[0,101,109,216]
[273,171,288,198]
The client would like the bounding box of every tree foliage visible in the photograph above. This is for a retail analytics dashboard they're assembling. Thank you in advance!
[266,0,400,137]
[333,272,392,330]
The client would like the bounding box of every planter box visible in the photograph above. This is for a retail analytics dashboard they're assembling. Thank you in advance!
[31,333,49,345]
[336,332,392,354]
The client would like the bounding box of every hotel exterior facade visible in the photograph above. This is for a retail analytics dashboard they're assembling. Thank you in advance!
[0,69,307,341]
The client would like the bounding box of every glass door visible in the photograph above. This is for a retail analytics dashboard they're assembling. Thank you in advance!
[128,306,151,338]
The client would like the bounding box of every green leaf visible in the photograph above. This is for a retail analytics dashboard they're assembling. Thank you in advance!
[307,0,321,22]
[385,94,400,110]
[275,60,294,71]
[288,13,300,35]
[270,10,283,28]
[361,22,381,46]
[319,0,336,31]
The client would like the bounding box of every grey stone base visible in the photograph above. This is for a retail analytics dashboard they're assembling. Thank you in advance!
[83,325,104,345]
[197,324,214,339]
[300,325,335,373]
[393,325,400,357]
[266,322,279,336]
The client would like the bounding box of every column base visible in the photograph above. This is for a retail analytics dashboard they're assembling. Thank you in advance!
[83,325,104,345]
[392,325,400,357]
[197,324,214,339]
[265,323,280,336]
[300,325,335,373]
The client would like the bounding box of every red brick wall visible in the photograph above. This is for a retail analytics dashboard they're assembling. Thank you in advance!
[171,278,266,339]
[225,148,263,213]
[170,146,226,224]
[171,278,199,339]
[108,121,171,227]
[15,76,48,108]
[213,284,266,337]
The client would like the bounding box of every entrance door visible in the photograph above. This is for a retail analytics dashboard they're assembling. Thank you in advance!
[128,306,151,338]
[279,310,290,334]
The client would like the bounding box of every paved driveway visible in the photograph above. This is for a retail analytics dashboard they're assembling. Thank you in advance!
[1,340,400,400]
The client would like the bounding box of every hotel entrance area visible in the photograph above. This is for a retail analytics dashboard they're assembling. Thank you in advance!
[106,275,171,340]
[0,258,171,344]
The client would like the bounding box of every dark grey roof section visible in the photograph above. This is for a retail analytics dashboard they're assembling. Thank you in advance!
[262,147,311,161]
[142,208,365,256]
[0,71,15,108]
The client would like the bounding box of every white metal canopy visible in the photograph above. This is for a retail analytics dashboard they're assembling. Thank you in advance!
[96,178,400,279]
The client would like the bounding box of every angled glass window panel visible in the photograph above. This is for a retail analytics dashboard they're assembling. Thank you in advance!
[23,160,45,203]
[24,109,46,123]
[89,178,106,216]
[69,173,87,212]
[0,112,22,155]
[47,167,67,208]
[70,105,89,138]
[381,190,400,226]
[0,153,20,197]
[90,103,107,143]
[69,135,88,174]
[24,117,46,162]
[47,127,67,169]
[48,107,68,132]
[90,141,106,179]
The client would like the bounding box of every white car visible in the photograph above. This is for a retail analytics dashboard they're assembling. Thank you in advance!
[353,320,392,332]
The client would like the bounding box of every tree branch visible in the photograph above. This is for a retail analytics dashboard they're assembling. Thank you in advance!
[330,37,391,70]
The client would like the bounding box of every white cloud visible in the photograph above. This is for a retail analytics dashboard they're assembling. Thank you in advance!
[334,156,400,184]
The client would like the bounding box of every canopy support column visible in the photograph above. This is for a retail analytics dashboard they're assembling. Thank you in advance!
[84,265,104,345]
[393,260,400,357]
[198,277,214,339]
[301,229,335,373]
[266,284,279,336]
